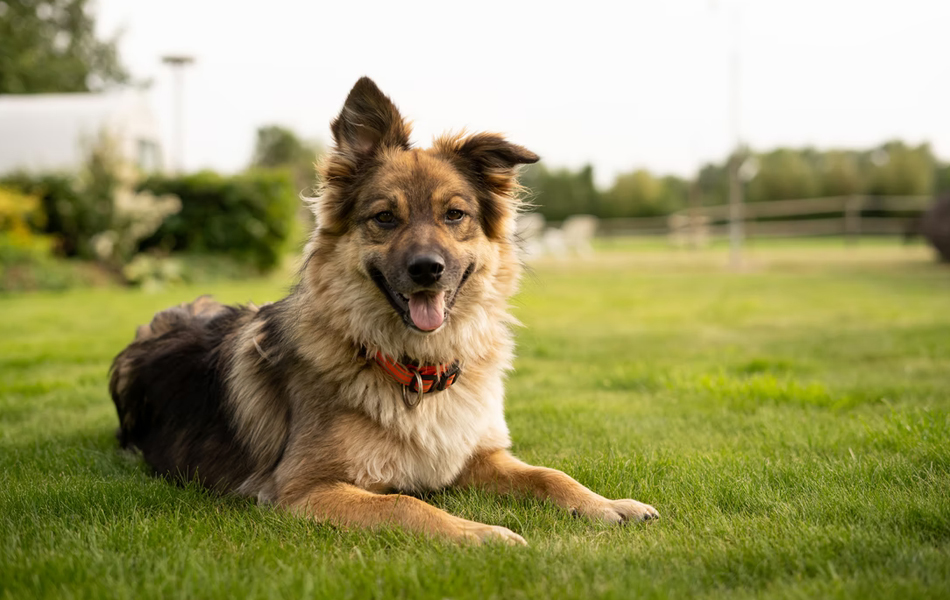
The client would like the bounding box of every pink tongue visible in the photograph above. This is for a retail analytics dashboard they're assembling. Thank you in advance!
[408,291,446,331]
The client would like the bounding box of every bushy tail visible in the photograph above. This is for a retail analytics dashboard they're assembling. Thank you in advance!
[109,295,227,448]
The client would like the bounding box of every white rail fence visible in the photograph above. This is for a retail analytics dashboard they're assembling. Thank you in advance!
[559,195,932,246]
[519,196,934,256]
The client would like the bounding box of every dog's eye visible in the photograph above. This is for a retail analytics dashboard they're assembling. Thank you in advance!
[373,211,396,226]
[445,209,465,222]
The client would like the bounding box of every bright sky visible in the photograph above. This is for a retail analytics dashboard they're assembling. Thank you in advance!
[97,0,950,186]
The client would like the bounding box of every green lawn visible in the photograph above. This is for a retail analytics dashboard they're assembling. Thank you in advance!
[2,239,949,599]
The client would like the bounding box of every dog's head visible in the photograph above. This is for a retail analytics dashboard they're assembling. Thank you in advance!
[306,77,538,344]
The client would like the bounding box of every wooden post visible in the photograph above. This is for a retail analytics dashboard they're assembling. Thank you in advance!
[688,179,701,250]
[844,195,863,245]
[728,154,744,269]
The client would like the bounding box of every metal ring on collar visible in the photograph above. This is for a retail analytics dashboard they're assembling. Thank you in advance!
[402,371,425,409]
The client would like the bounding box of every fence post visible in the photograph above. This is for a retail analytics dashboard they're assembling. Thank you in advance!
[689,180,701,250]
[844,195,863,244]
[728,156,745,268]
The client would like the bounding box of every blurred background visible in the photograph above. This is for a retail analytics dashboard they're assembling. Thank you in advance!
[1,0,949,291]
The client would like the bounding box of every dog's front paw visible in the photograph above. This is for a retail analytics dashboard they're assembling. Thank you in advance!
[573,497,659,525]
[457,521,527,546]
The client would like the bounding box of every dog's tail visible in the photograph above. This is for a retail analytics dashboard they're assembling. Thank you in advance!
[109,295,228,448]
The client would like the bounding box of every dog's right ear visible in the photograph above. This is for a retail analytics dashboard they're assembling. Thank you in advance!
[330,77,411,163]
[315,78,412,234]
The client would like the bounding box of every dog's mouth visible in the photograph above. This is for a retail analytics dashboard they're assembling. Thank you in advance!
[369,265,474,333]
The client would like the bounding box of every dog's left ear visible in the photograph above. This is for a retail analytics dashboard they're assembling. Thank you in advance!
[436,133,539,239]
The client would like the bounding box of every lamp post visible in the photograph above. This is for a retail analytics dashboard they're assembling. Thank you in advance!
[161,55,195,174]
[710,1,746,269]
[725,5,744,270]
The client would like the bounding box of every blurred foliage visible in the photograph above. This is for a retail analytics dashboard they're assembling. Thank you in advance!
[0,0,129,94]
[746,149,820,203]
[819,150,863,197]
[1,131,131,258]
[698,141,937,206]
[2,132,182,273]
[1,172,112,258]
[865,141,934,196]
[602,170,688,218]
[0,185,84,291]
[936,163,950,195]
[0,184,45,238]
[520,164,600,221]
[139,169,299,271]
[121,253,265,291]
[0,185,52,274]
[0,237,88,291]
[2,135,298,288]
[251,125,323,194]
[525,141,942,220]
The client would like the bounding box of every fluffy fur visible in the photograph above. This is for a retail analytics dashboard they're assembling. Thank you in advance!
[110,77,658,544]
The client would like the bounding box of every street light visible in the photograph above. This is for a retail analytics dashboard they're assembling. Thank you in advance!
[711,1,746,269]
[725,5,745,270]
[161,55,195,174]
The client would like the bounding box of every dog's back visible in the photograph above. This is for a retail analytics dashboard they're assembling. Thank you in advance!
[110,296,259,491]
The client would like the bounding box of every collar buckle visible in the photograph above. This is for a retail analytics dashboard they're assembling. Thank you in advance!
[370,350,462,409]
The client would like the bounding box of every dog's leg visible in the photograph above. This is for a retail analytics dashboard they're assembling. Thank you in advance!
[455,449,659,524]
[285,481,526,545]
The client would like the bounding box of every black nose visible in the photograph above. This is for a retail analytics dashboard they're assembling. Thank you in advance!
[407,253,445,286]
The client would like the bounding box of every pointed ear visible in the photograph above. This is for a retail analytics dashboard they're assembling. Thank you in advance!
[330,77,411,160]
[315,78,411,234]
[435,132,539,239]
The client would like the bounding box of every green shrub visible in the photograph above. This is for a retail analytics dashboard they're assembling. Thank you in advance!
[139,169,298,270]
[0,234,85,292]
[0,173,113,258]
[0,185,46,238]
[120,254,263,290]
[0,185,109,292]
[0,186,57,290]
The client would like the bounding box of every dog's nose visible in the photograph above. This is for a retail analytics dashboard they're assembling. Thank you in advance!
[407,253,445,286]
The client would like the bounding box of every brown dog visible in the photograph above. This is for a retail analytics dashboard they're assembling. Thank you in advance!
[110,77,658,544]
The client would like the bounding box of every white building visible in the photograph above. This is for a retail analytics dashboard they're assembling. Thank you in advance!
[0,91,164,175]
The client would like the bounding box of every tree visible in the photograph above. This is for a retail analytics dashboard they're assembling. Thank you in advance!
[863,141,935,197]
[252,126,307,168]
[520,163,599,221]
[0,0,129,94]
[820,150,863,197]
[696,162,729,206]
[746,148,821,203]
[935,163,950,195]
[601,169,686,218]
[249,125,323,193]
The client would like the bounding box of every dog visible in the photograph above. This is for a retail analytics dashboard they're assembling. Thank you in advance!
[110,77,658,545]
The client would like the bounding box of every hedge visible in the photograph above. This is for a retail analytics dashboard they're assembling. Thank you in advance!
[138,168,299,270]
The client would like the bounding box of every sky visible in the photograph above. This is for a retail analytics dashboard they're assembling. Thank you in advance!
[97,0,950,186]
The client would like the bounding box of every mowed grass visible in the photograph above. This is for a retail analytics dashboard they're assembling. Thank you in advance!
[1,239,949,599]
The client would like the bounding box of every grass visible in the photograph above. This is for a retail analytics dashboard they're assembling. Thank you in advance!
[1,238,948,599]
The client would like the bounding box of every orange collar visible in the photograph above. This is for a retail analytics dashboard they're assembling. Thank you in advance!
[371,351,461,408]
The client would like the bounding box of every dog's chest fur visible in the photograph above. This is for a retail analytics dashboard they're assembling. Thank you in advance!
[334,369,511,492]
[226,301,516,501]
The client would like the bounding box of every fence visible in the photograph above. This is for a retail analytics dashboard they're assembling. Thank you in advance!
[591,195,932,243]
